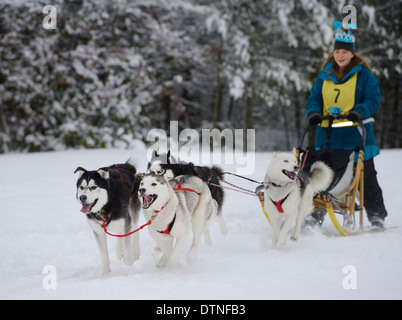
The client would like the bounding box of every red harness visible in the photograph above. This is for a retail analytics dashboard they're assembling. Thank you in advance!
[153,179,198,235]
[113,168,137,186]
[269,194,290,213]
[158,214,176,235]
[151,202,173,234]
[151,180,198,214]
[172,179,199,194]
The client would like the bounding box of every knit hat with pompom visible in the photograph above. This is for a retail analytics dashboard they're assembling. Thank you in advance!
[333,20,355,53]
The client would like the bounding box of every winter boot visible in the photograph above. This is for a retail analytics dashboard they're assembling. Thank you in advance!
[303,209,326,228]
[369,215,385,230]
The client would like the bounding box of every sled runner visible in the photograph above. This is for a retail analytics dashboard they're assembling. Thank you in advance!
[296,115,366,236]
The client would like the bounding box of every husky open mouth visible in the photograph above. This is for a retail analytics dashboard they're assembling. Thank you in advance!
[139,194,158,209]
[282,169,298,180]
[81,199,98,214]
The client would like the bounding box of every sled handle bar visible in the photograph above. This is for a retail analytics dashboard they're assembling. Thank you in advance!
[298,115,366,151]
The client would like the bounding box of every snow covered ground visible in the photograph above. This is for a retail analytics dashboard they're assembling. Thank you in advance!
[1,144,401,300]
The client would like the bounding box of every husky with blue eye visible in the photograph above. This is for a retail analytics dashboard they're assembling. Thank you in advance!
[74,159,142,274]
[263,149,333,247]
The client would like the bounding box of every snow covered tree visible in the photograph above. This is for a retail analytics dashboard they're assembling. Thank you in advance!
[0,0,400,153]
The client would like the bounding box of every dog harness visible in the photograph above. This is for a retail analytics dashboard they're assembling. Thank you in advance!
[158,213,176,235]
[152,179,197,235]
[265,177,293,213]
[269,194,290,213]
[172,179,199,194]
[151,202,176,235]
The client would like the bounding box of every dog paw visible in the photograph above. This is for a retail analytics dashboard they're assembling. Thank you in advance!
[187,249,197,264]
[204,238,212,247]
[102,264,111,274]
[278,240,288,246]
[203,232,213,247]
[157,256,168,268]
[168,255,180,266]
[219,217,228,236]
[290,235,298,241]
[278,236,287,246]
[123,255,135,266]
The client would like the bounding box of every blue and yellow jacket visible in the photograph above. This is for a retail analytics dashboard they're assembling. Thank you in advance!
[306,61,381,160]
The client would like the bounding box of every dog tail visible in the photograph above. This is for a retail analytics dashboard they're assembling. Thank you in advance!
[126,156,139,168]
[308,161,333,192]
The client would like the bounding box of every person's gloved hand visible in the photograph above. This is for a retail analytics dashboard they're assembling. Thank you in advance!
[347,110,362,122]
[308,112,322,126]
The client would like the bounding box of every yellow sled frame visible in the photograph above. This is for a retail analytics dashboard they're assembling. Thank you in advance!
[297,148,365,236]
[257,192,272,226]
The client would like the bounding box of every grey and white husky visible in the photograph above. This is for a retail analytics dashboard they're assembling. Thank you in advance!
[75,160,142,273]
[138,173,217,267]
[147,151,227,236]
[264,149,333,247]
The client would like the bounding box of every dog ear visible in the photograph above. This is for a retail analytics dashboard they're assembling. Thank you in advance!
[74,167,86,179]
[292,147,296,156]
[97,167,109,179]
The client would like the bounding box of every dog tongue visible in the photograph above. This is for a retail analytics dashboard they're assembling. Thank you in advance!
[81,204,92,214]
[141,195,150,208]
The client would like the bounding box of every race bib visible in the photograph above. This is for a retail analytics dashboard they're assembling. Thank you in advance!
[321,73,358,127]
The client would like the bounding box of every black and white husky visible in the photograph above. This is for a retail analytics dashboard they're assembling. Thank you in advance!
[147,151,227,235]
[263,150,333,247]
[74,160,142,273]
[138,173,217,267]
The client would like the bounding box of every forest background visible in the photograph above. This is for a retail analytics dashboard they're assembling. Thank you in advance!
[0,0,400,153]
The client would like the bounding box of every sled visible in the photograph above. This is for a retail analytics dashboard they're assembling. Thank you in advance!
[296,115,366,236]
[256,186,272,227]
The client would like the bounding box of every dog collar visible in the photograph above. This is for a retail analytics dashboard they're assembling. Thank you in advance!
[97,210,113,225]
[270,181,282,188]
[153,201,168,214]
[265,180,283,188]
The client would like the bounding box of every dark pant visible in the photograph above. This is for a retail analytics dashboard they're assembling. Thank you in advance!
[364,158,387,221]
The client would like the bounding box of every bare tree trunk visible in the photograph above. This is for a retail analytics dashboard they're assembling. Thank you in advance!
[280,86,290,150]
[213,71,222,128]
[389,75,400,148]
